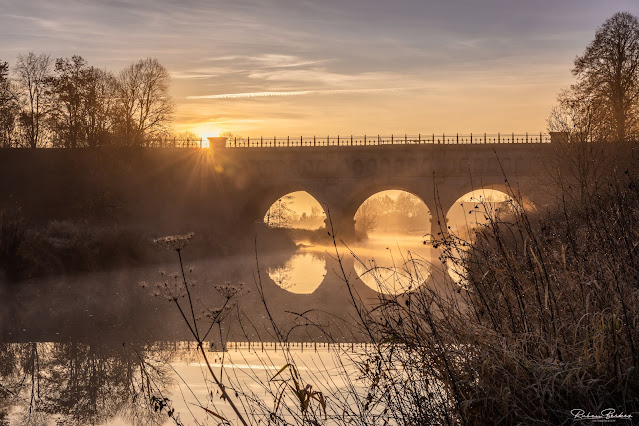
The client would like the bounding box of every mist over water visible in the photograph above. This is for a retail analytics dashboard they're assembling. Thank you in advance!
[351,232,431,294]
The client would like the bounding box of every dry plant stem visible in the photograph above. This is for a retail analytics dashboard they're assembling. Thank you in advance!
[177,249,199,340]
[173,247,249,426]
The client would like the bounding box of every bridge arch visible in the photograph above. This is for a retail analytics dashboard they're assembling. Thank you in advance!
[262,190,327,229]
[240,186,329,229]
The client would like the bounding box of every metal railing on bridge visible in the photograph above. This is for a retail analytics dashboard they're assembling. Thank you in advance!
[147,137,204,148]
[224,132,551,148]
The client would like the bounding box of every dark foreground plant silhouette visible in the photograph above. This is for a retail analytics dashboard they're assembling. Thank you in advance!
[150,232,249,425]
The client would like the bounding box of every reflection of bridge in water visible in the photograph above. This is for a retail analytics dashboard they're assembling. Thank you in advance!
[208,132,558,241]
[212,341,375,353]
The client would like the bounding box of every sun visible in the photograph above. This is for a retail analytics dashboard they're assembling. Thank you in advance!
[191,125,225,148]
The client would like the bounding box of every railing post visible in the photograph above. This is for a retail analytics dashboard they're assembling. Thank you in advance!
[484,132,487,143]
[301,135,303,146]
[378,135,380,145]
[526,132,528,143]
[470,133,473,144]
[433,133,435,144]
[405,133,407,144]
[512,132,515,143]
[234,137,237,147]
[418,134,421,143]
[314,136,316,147]
[391,134,394,144]
[364,135,367,145]
[498,133,500,144]
[287,136,289,147]
[443,133,445,144]
[246,137,249,147]
[456,133,459,144]
[338,135,340,145]
[540,132,543,143]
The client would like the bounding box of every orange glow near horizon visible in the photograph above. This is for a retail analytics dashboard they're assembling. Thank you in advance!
[181,124,222,143]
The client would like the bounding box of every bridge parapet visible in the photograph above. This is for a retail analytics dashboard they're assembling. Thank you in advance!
[210,132,551,149]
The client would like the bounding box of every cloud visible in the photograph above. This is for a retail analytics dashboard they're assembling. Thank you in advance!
[186,88,405,99]
[247,68,396,85]
[251,54,331,68]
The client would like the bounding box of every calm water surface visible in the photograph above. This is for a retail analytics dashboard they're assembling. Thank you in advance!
[1,232,440,424]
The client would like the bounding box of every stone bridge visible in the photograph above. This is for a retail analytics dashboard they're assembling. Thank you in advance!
[208,135,557,239]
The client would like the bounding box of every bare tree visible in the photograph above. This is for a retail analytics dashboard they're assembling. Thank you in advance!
[354,198,379,238]
[49,56,118,148]
[49,56,87,148]
[83,67,117,148]
[114,58,173,146]
[572,11,639,141]
[0,60,19,147]
[14,53,52,148]
[265,195,295,227]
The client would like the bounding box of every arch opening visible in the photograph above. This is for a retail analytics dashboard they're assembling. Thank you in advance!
[352,190,432,295]
[263,191,326,230]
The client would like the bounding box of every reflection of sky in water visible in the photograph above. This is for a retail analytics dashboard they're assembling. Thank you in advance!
[267,252,327,294]
[351,233,431,295]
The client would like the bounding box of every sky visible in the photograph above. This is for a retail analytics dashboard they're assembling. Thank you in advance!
[2,0,638,138]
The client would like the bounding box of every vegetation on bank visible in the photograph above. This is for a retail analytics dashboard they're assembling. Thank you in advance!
[0,211,297,282]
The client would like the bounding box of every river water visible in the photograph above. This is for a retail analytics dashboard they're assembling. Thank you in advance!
[1,341,372,425]
[0,232,438,424]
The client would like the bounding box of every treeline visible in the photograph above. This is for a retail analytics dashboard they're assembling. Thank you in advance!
[355,192,430,237]
[0,53,190,148]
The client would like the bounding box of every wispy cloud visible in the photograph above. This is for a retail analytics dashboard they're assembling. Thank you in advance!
[187,88,405,99]
[247,68,396,85]
[252,54,331,68]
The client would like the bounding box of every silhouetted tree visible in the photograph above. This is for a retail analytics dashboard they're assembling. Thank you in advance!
[266,195,295,227]
[547,12,639,203]
[83,67,117,148]
[114,58,174,146]
[49,56,88,148]
[0,60,19,147]
[354,198,379,238]
[14,53,52,148]
[49,56,118,148]
[571,12,639,141]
